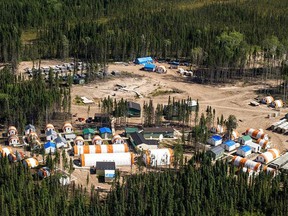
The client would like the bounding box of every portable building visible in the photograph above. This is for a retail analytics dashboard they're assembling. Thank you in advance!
[8,135,20,146]
[261,96,274,104]
[221,140,237,152]
[207,135,222,146]
[74,136,84,146]
[268,152,288,169]
[236,145,252,157]
[99,127,112,139]
[63,122,73,133]
[45,123,55,132]
[207,146,225,160]
[92,135,103,145]
[74,144,129,156]
[8,151,25,163]
[37,167,51,179]
[25,124,36,135]
[80,152,134,167]
[143,148,173,167]
[54,135,68,148]
[44,141,56,154]
[135,57,153,64]
[144,63,156,72]
[127,101,141,117]
[156,66,167,73]
[238,135,252,145]
[59,175,71,185]
[246,142,261,153]
[46,129,57,141]
[142,127,174,139]
[256,139,270,149]
[245,128,269,140]
[271,100,283,109]
[256,149,280,164]
[0,147,13,157]
[82,128,95,140]
[96,162,116,182]
[231,156,261,172]
[64,133,76,140]
[23,158,39,168]
[129,132,158,151]
[8,126,17,136]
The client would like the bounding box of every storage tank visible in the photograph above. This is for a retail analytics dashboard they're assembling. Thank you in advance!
[112,134,125,144]
[80,152,134,167]
[256,149,280,164]
[231,156,261,172]
[8,151,25,163]
[37,167,51,179]
[74,144,129,156]
[0,147,13,157]
[143,148,174,167]
[92,135,103,145]
[256,139,270,149]
[245,128,269,140]
[22,158,39,168]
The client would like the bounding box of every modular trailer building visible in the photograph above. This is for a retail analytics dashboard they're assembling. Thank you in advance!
[207,146,225,160]
[80,153,134,167]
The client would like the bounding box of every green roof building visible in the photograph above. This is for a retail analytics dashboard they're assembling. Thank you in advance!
[125,127,139,137]
[82,128,95,140]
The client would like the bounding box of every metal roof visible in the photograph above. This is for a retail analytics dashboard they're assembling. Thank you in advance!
[46,130,57,136]
[270,152,288,168]
[25,124,35,131]
[241,135,252,141]
[209,146,224,155]
[223,140,236,147]
[144,63,156,69]
[143,127,174,133]
[130,132,158,146]
[239,145,252,152]
[44,141,56,149]
[128,101,141,111]
[54,135,67,144]
[82,128,95,135]
[212,135,222,141]
[96,161,116,170]
[99,127,112,134]
[135,57,153,64]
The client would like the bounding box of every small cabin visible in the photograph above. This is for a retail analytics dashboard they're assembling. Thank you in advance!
[96,162,116,183]
[207,146,225,160]
[44,141,56,154]
[82,128,95,140]
[221,140,237,152]
[46,130,57,141]
[207,135,222,146]
[127,101,141,117]
[238,135,252,145]
[54,135,68,148]
[237,145,252,157]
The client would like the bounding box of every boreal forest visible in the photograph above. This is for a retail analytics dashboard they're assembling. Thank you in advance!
[1,1,288,216]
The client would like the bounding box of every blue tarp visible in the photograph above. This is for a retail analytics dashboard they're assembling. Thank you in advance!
[44,141,56,149]
[99,127,112,134]
[212,135,222,141]
[170,61,180,65]
[224,140,236,147]
[135,57,153,64]
[144,63,156,71]
[239,145,251,152]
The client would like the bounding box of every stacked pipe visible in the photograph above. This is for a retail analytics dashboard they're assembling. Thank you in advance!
[271,119,287,130]
[245,128,269,140]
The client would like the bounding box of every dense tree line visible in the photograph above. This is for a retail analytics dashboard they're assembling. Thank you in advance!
[1,152,288,215]
[0,68,70,130]
[1,0,288,67]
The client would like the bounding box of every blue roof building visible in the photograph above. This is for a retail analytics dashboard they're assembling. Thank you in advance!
[237,145,252,157]
[221,140,237,152]
[44,141,56,154]
[208,135,222,146]
[99,127,112,139]
[144,63,156,72]
[135,57,153,64]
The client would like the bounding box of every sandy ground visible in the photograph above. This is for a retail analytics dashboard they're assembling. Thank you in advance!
[15,60,288,190]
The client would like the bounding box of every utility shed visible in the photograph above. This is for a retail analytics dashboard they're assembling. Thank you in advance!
[129,132,158,151]
[127,102,141,117]
[237,145,252,157]
[99,127,112,139]
[207,146,225,160]
[207,135,222,146]
[82,128,95,140]
[96,162,116,183]
[269,152,288,169]
[238,135,252,145]
[221,140,237,152]
[142,127,174,139]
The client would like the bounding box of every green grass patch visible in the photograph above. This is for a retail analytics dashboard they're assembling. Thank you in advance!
[151,88,184,97]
